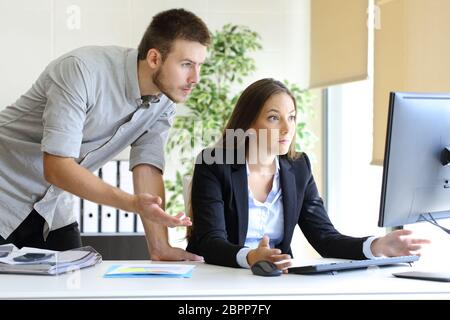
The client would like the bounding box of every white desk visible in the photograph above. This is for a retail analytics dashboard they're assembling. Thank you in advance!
[1,260,450,299]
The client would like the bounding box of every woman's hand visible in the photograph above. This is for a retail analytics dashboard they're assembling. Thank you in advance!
[371,229,431,257]
[247,235,292,271]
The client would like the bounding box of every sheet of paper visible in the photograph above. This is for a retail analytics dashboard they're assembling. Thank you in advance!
[104,263,195,278]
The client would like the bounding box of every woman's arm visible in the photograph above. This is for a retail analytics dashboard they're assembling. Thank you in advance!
[188,154,245,268]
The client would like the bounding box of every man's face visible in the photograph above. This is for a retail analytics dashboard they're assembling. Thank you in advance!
[153,39,207,103]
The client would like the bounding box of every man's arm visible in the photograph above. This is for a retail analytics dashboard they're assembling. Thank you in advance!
[43,153,191,227]
[133,164,202,261]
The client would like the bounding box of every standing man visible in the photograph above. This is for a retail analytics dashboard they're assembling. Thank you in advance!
[0,9,210,261]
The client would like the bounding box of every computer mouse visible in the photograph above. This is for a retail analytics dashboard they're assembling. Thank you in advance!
[251,260,282,277]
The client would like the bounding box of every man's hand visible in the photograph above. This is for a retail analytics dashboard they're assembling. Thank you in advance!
[133,193,192,228]
[371,229,431,257]
[150,246,203,261]
[247,235,292,271]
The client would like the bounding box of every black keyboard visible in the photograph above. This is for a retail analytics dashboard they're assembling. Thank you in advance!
[288,255,419,274]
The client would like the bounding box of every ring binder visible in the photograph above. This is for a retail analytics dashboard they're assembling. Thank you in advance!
[100,162,118,233]
[118,161,135,233]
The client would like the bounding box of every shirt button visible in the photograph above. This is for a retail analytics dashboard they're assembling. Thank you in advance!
[48,186,54,193]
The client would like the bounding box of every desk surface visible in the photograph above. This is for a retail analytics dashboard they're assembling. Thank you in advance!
[1,259,450,299]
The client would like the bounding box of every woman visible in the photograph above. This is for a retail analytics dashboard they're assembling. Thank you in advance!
[186,78,429,270]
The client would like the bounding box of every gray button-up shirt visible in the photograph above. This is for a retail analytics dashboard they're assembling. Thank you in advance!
[0,46,176,239]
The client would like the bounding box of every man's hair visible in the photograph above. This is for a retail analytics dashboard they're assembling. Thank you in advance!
[138,8,211,61]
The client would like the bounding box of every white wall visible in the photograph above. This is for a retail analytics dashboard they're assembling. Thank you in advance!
[0,0,311,111]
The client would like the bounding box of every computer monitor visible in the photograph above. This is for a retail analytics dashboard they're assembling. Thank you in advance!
[379,92,450,229]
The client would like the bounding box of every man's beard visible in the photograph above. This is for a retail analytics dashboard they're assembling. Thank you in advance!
[152,68,180,103]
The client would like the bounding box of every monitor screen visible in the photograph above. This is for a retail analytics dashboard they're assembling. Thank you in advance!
[379,92,450,227]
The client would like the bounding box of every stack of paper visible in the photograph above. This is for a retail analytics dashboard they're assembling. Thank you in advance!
[104,263,195,278]
[0,245,102,275]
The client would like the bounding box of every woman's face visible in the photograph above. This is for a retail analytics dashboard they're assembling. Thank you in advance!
[249,92,296,158]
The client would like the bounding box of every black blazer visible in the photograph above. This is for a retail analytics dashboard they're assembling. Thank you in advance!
[186,149,368,268]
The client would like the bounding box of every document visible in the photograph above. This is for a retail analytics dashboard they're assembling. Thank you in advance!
[0,245,102,275]
[104,263,195,278]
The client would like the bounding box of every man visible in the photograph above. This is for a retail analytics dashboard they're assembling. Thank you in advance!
[0,9,210,261]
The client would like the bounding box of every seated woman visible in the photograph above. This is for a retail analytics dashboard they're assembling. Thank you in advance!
[186,78,430,270]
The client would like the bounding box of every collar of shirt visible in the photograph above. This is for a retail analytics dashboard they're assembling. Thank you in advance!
[124,49,141,107]
[140,94,163,107]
